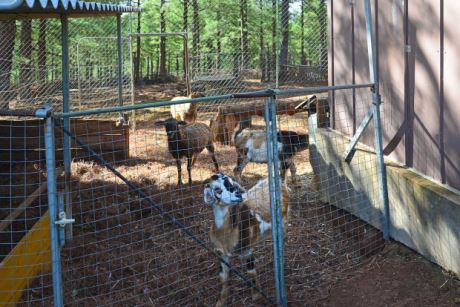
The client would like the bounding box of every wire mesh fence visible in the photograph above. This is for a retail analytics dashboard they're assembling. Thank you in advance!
[50,97,282,305]
[4,84,384,306]
[0,0,394,306]
[0,114,53,306]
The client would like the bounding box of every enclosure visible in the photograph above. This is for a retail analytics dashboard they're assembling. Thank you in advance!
[0,0,459,306]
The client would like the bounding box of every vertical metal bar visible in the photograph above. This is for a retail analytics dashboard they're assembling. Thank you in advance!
[128,35,136,131]
[183,32,191,96]
[275,0,279,88]
[60,14,72,240]
[76,43,82,110]
[440,0,446,183]
[44,114,64,307]
[263,97,281,305]
[330,0,336,129]
[351,1,356,133]
[117,14,124,107]
[364,0,390,240]
[269,95,287,306]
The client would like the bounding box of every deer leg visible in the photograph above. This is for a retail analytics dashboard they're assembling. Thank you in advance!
[187,156,193,187]
[216,256,230,307]
[233,151,249,182]
[280,159,290,183]
[176,158,183,186]
[289,160,297,184]
[246,255,262,302]
[206,144,220,172]
[191,153,198,167]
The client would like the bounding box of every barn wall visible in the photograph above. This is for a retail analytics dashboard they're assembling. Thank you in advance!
[329,0,460,191]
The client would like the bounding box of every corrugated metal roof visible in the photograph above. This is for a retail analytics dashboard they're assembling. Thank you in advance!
[0,0,139,13]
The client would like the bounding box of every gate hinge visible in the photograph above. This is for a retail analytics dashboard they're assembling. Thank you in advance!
[55,211,75,228]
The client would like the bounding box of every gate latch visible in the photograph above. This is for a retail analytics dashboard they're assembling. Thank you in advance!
[55,211,75,228]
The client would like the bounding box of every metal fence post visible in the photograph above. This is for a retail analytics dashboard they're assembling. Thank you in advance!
[61,14,73,240]
[263,97,281,305]
[42,109,64,307]
[269,95,287,306]
[364,0,390,240]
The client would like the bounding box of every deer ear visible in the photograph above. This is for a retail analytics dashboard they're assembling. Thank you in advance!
[203,184,216,205]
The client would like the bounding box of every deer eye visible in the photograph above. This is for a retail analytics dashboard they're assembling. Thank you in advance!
[214,187,222,195]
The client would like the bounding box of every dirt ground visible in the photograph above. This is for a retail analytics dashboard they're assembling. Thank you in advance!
[321,243,460,307]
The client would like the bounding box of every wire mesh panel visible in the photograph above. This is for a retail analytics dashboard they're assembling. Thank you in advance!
[73,36,133,111]
[0,19,63,111]
[0,115,54,306]
[270,88,386,304]
[51,97,282,305]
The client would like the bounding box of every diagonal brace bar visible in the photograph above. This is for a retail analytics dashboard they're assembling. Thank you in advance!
[343,105,374,162]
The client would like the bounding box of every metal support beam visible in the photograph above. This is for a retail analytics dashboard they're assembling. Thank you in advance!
[116,14,126,125]
[263,97,281,305]
[343,106,373,162]
[60,14,72,240]
[364,0,390,240]
[269,96,287,306]
[116,14,124,107]
[43,107,64,307]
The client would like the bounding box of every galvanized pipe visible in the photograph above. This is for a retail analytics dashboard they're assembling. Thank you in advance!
[60,14,73,240]
[116,14,124,107]
[128,35,137,130]
[263,97,281,305]
[44,111,64,307]
[269,95,287,306]
[364,0,390,240]
[54,83,374,118]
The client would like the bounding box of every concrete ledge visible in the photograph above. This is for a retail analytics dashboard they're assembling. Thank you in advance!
[311,128,460,275]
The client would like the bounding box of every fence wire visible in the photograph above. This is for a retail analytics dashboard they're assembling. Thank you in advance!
[50,97,281,305]
[0,115,53,306]
[0,1,391,306]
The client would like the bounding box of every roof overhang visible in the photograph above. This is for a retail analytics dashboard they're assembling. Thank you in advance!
[0,0,139,19]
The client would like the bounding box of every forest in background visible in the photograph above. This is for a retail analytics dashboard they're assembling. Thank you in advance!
[0,0,327,105]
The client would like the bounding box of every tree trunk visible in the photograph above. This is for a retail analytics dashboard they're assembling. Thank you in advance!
[216,9,222,70]
[19,20,33,98]
[155,48,160,78]
[271,0,276,82]
[38,19,47,82]
[183,0,188,79]
[318,0,327,68]
[192,0,200,71]
[150,56,154,79]
[265,44,270,81]
[159,0,167,78]
[0,20,17,106]
[239,0,248,69]
[259,0,265,82]
[300,0,306,65]
[168,53,171,75]
[176,55,179,76]
[279,0,289,80]
[134,6,141,83]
